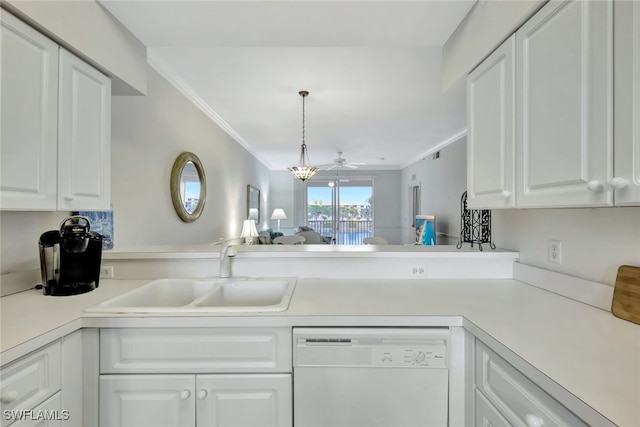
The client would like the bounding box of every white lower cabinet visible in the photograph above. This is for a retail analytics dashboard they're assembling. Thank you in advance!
[0,342,61,427]
[10,393,62,427]
[99,374,291,427]
[475,389,510,427]
[98,328,292,427]
[197,374,291,427]
[475,340,588,427]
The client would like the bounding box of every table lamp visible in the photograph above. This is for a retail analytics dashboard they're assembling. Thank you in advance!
[270,208,287,232]
[240,219,259,245]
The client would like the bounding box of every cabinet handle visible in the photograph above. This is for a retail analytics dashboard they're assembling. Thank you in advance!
[198,389,208,400]
[524,413,544,427]
[180,389,191,400]
[586,180,603,192]
[0,391,19,404]
[64,196,74,201]
[608,177,629,189]
[500,191,511,199]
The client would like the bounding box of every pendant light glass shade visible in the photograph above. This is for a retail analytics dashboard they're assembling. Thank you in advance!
[288,91,319,181]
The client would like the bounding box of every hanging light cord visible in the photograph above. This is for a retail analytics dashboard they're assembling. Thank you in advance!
[300,90,308,164]
[288,90,318,181]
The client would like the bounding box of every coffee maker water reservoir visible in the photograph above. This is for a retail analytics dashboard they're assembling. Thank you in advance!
[38,216,102,296]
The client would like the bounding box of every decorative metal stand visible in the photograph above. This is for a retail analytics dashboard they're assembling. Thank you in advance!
[457,191,496,251]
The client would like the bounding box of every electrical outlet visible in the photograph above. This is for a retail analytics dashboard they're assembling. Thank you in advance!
[100,265,114,279]
[410,266,426,277]
[548,240,562,264]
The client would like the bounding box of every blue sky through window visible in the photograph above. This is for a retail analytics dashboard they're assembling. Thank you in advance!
[308,186,371,204]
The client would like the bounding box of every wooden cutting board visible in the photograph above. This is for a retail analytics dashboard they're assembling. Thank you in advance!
[612,265,640,324]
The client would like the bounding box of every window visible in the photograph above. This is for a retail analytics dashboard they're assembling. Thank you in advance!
[306,179,373,245]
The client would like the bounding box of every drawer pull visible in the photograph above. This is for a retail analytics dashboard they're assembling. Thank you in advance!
[64,195,75,202]
[501,190,512,199]
[608,177,629,189]
[586,180,603,192]
[180,389,191,400]
[525,414,544,427]
[0,391,19,404]
[198,389,208,400]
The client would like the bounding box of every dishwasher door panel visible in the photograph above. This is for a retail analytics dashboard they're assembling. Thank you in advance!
[294,366,449,427]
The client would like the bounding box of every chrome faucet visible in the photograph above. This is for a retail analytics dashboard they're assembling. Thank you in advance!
[219,245,237,278]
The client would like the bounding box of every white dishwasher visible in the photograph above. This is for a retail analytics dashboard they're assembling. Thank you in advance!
[293,328,449,427]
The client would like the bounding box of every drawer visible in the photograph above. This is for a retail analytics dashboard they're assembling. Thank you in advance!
[475,389,511,427]
[100,328,291,374]
[10,391,62,427]
[0,342,61,427]
[475,340,588,427]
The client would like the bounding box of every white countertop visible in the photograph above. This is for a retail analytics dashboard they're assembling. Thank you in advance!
[103,244,520,259]
[1,277,638,426]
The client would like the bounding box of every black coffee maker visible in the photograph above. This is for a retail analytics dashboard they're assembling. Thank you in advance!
[38,216,102,296]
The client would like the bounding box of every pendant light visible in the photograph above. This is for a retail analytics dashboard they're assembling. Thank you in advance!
[288,90,319,181]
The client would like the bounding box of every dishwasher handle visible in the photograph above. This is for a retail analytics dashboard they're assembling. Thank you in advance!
[298,338,352,346]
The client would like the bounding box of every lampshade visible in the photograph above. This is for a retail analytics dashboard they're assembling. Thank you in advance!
[270,208,287,220]
[288,90,319,181]
[240,219,259,244]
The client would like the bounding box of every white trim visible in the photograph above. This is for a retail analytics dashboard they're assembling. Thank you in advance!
[146,50,273,170]
[513,262,614,311]
[400,129,468,169]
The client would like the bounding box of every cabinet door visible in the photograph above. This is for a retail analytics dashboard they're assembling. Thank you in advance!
[467,35,516,209]
[516,0,613,207]
[0,11,58,210]
[58,48,111,211]
[99,375,195,427]
[613,0,640,205]
[196,374,291,427]
[475,390,511,427]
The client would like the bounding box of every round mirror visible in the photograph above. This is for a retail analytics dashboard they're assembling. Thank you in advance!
[170,152,206,222]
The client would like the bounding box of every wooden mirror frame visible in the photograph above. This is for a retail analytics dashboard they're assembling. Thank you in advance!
[170,152,206,223]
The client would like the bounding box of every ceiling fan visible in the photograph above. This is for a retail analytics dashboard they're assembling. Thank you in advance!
[320,152,365,170]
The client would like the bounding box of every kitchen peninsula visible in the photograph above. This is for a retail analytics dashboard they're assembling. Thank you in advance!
[1,247,638,427]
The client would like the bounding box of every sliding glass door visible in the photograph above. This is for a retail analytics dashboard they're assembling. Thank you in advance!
[306,179,373,245]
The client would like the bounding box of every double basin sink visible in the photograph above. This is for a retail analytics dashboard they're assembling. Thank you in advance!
[85,277,296,313]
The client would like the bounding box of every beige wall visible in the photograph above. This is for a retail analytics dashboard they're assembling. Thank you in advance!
[400,136,467,245]
[110,65,271,248]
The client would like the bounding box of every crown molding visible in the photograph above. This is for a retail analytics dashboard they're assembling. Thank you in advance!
[400,128,468,169]
[147,50,274,170]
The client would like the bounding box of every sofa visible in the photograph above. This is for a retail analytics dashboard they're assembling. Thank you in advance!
[256,228,283,245]
[295,226,332,244]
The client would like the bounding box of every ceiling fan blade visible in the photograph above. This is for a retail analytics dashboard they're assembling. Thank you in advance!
[344,164,358,169]
[325,164,338,170]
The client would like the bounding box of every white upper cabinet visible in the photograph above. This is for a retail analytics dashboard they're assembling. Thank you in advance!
[516,0,613,208]
[467,35,516,209]
[0,11,111,212]
[58,49,111,211]
[0,11,59,210]
[613,0,640,205]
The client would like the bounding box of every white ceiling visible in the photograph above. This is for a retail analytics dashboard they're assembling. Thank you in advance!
[100,0,475,171]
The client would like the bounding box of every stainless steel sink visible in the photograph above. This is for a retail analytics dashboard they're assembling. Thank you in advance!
[85,277,296,313]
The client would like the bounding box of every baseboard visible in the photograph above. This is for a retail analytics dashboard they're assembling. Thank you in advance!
[513,263,614,311]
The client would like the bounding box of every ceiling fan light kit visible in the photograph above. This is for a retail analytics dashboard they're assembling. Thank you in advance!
[288,90,319,181]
